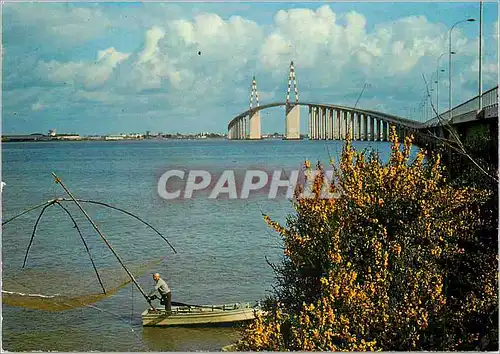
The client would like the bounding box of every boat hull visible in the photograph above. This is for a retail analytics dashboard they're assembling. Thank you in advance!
[141,303,261,327]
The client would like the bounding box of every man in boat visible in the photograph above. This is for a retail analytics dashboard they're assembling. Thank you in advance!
[148,273,172,313]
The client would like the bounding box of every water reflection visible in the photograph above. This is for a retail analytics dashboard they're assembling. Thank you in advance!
[141,326,241,351]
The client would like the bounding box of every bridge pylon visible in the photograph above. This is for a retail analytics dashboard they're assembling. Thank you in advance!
[248,76,261,140]
[285,61,300,140]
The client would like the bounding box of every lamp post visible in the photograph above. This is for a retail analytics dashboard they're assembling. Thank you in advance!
[449,18,476,120]
[436,52,453,117]
[479,1,483,110]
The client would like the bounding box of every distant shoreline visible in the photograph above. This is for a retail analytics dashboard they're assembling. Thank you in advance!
[1,137,231,143]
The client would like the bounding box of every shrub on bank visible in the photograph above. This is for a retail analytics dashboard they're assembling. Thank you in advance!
[235,127,498,351]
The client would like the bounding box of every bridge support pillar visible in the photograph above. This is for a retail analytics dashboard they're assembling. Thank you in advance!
[285,104,301,140]
[321,107,329,140]
[308,106,312,139]
[249,111,261,140]
[349,112,355,140]
[315,106,320,139]
[352,112,357,140]
[362,114,368,141]
[382,121,388,141]
[310,107,314,139]
[322,107,326,139]
[318,107,323,139]
[397,125,403,140]
[356,113,362,140]
[328,109,334,139]
[345,111,350,140]
[318,107,322,139]
[369,116,375,141]
[335,110,340,140]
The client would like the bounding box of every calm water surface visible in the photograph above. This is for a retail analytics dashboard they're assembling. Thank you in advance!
[1,139,396,351]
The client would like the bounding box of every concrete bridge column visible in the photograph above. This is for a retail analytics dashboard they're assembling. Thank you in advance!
[311,106,316,139]
[377,119,382,141]
[328,109,334,139]
[311,107,316,139]
[352,112,358,140]
[320,107,323,139]
[319,107,323,139]
[321,107,328,140]
[347,111,352,140]
[369,116,375,141]
[341,111,350,140]
[340,110,347,140]
[396,125,403,140]
[356,113,362,140]
[347,111,353,140]
[363,114,368,141]
[324,109,328,139]
[334,110,340,140]
[324,107,329,139]
[316,106,320,139]
[285,104,300,140]
[382,121,388,141]
[249,111,261,140]
[338,110,343,140]
[308,106,312,139]
[310,106,315,139]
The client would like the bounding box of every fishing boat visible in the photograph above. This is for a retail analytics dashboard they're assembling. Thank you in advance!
[141,302,262,327]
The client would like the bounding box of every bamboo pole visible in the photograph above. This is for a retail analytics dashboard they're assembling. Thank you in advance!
[55,201,107,295]
[4,198,177,253]
[22,201,57,268]
[56,198,177,254]
[2,200,53,226]
[51,172,155,310]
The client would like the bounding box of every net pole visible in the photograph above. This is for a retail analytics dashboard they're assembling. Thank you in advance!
[51,172,155,310]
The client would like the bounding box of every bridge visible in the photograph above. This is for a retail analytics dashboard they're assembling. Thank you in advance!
[227,61,498,143]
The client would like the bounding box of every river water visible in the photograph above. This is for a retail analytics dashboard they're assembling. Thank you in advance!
[1,139,395,351]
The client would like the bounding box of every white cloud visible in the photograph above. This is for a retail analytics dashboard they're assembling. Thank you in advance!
[4,4,114,48]
[258,7,454,81]
[36,47,130,89]
[5,3,497,134]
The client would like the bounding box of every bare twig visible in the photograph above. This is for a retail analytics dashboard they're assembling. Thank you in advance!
[421,73,498,182]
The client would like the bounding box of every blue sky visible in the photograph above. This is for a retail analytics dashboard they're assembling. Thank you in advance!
[2,1,498,135]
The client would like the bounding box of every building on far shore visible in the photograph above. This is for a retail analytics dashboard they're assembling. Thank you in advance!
[53,134,82,140]
[105,135,124,141]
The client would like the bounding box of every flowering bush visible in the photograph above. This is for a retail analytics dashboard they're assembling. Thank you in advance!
[236,127,497,351]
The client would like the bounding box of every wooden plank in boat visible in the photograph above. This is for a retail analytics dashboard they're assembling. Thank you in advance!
[141,302,262,327]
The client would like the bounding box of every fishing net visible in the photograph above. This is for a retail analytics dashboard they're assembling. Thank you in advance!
[2,257,165,311]
[2,188,177,313]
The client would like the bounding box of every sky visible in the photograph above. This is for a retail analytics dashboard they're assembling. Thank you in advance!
[2,1,499,135]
